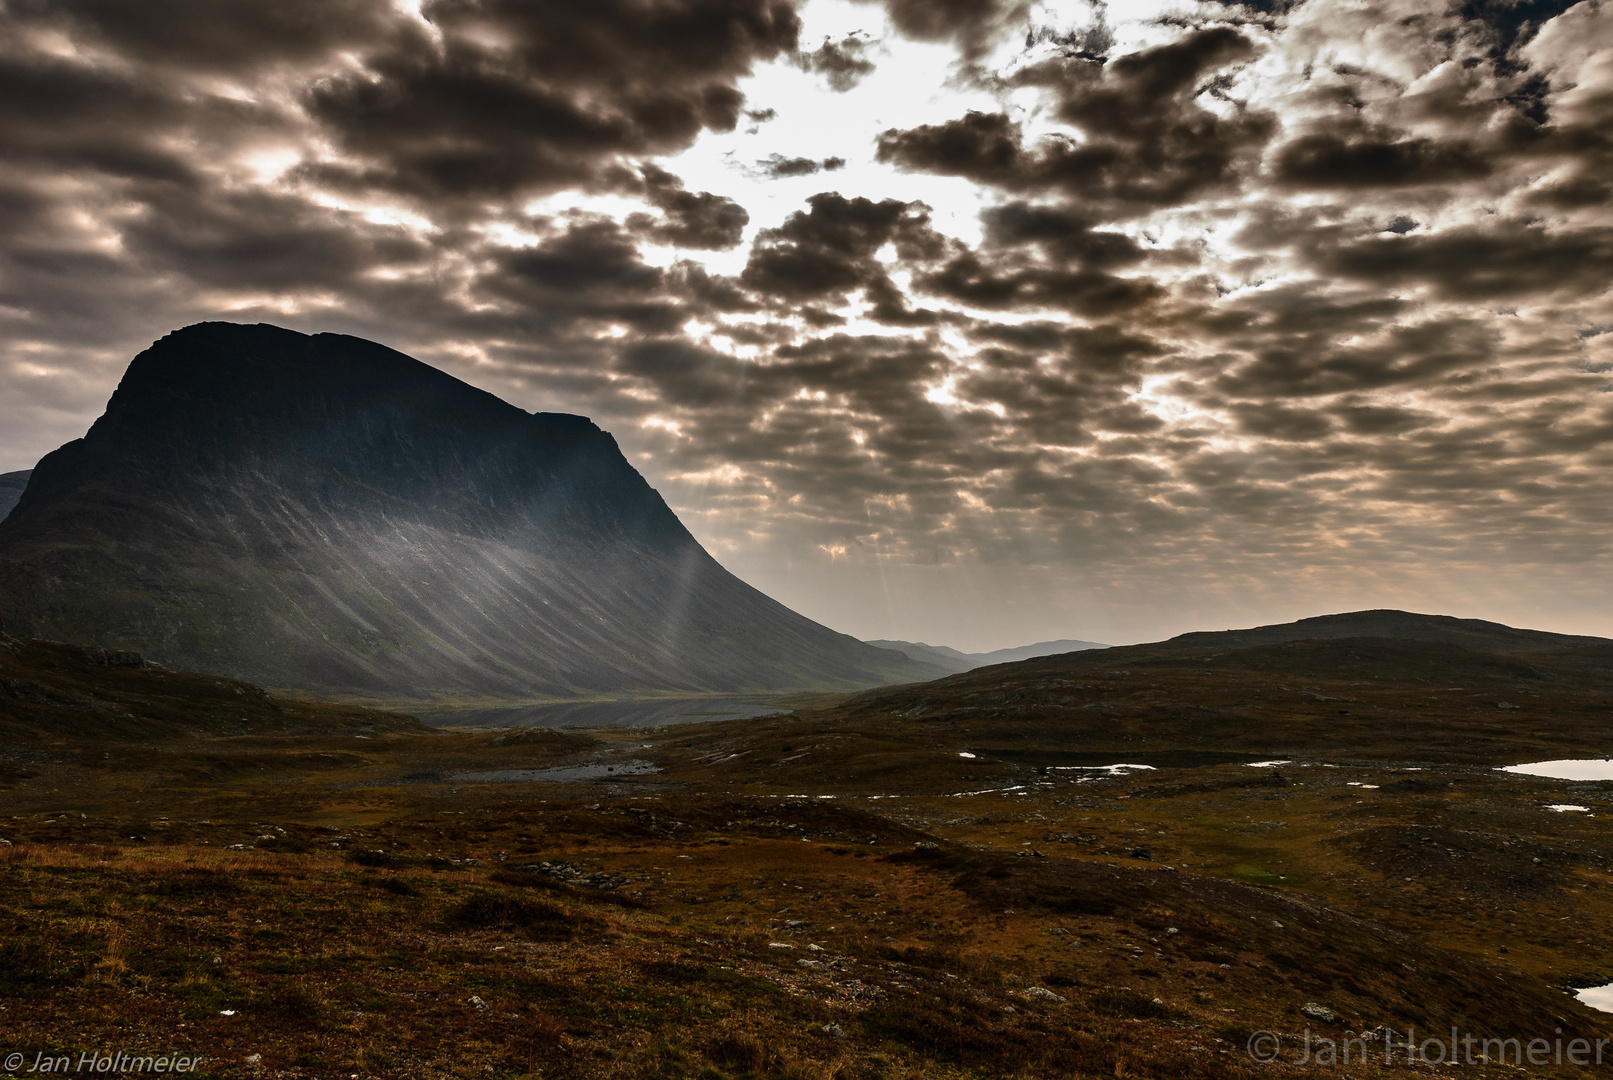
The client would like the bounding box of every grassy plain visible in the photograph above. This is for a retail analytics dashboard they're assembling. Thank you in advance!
[5,624,1613,1078]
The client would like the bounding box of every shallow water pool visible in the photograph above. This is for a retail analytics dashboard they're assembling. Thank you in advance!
[1499,759,1613,781]
[1576,984,1613,1013]
[451,760,662,782]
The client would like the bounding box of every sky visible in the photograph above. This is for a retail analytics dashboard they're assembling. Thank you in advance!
[1,0,1611,650]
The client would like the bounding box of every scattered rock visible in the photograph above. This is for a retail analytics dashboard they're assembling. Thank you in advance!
[1300,1002,1337,1023]
[1024,986,1066,1003]
[518,861,628,889]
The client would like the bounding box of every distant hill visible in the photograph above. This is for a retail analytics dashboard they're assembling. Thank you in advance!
[0,323,942,700]
[0,470,28,522]
[831,609,1613,764]
[1166,609,1606,656]
[865,637,1108,674]
[0,632,425,742]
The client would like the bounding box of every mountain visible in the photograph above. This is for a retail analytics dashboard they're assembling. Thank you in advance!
[0,470,28,522]
[865,636,1108,674]
[0,322,943,700]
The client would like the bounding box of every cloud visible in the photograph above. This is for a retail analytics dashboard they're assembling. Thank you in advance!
[1275,130,1494,188]
[877,29,1274,212]
[754,154,847,179]
[3,0,1613,646]
[300,0,799,201]
[740,193,943,311]
[878,0,1033,59]
[793,34,876,91]
[627,166,749,250]
[1319,223,1613,301]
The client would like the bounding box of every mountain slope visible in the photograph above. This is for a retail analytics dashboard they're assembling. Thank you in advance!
[0,323,941,700]
[0,470,28,522]
[825,608,1613,764]
[866,637,1108,674]
[1165,608,1605,655]
[0,632,426,743]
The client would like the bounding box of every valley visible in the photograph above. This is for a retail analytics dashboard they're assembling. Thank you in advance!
[4,611,1613,1078]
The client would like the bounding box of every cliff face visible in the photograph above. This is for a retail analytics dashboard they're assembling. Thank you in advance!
[0,323,937,699]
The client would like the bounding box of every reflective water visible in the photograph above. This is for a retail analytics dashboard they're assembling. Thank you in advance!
[1576,984,1613,1013]
[1500,759,1613,781]
[419,696,788,730]
[452,760,662,782]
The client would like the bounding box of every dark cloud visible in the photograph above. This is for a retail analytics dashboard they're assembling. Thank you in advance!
[879,0,1032,59]
[980,202,1145,268]
[626,167,749,250]
[1275,128,1494,188]
[919,252,1163,317]
[0,48,209,185]
[1229,401,1335,441]
[120,189,431,289]
[741,193,944,321]
[303,0,799,200]
[1320,224,1613,301]
[12,0,407,71]
[878,29,1274,212]
[794,34,876,92]
[755,155,847,178]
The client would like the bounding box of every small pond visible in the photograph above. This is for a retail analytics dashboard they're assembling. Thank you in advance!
[1499,759,1613,781]
[451,760,662,782]
[1576,984,1613,1013]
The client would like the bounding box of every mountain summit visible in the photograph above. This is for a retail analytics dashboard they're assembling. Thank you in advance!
[0,323,938,699]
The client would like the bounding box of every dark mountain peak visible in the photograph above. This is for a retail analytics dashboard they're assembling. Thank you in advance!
[16,322,693,553]
[0,323,935,699]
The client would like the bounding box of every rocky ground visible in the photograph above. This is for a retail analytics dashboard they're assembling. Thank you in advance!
[6,615,1613,1078]
[3,719,1613,1079]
